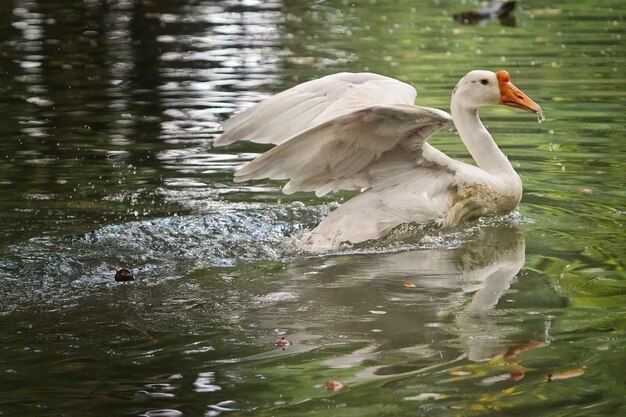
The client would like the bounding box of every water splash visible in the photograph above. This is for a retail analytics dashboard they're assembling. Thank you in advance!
[0,204,529,312]
[0,204,326,311]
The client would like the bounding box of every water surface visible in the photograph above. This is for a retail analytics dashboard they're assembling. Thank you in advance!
[0,0,624,416]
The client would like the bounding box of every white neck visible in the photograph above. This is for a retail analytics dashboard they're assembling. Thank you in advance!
[451,100,517,178]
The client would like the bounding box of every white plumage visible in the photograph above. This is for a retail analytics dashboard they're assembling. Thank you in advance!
[214,70,542,251]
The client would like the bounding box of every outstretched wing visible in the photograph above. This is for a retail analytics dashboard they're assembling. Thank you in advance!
[233,104,454,197]
[213,72,417,147]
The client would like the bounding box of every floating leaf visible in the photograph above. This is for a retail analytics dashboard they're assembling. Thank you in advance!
[274,336,291,348]
[325,380,345,391]
[503,341,543,361]
[509,369,525,381]
[547,368,585,382]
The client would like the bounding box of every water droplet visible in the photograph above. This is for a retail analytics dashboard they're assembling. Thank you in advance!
[537,112,545,123]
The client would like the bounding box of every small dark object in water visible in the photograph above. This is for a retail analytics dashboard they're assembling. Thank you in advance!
[453,1,516,26]
[115,268,134,282]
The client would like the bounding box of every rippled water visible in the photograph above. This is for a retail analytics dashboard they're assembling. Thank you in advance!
[0,1,624,416]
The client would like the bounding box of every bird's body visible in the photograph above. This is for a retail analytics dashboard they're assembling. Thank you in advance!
[214,70,541,251]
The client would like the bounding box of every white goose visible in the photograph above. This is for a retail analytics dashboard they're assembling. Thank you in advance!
[214,70,542,251]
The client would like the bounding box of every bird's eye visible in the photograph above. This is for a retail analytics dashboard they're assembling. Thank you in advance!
[480,79,489,85]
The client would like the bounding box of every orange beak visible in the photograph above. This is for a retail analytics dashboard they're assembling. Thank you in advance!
[497,70,542,114]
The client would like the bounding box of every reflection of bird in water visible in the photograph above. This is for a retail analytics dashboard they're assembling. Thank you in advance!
[453,1,517,27]
[215,70,541,251]
[269,225,533,366]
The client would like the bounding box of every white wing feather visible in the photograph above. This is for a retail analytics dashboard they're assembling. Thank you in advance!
[212,72,469,250]
[233,105,453,196]
[213,72,417,146]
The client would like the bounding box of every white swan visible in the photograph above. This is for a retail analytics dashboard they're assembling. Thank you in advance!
[214,70,541,251]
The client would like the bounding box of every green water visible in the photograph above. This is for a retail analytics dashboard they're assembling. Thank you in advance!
[0,1,624,416]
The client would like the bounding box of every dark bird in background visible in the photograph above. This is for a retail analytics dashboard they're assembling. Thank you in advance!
[453,1,517,27]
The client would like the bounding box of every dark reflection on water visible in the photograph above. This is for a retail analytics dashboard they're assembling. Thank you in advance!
[0,0,625,416]
[0,0,286,243]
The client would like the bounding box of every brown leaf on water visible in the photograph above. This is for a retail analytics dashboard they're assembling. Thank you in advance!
[325,380,345,391]
[503,341,543,361]
[403,281,416,288]
[546,368,585,382]
[274,336,291,349]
